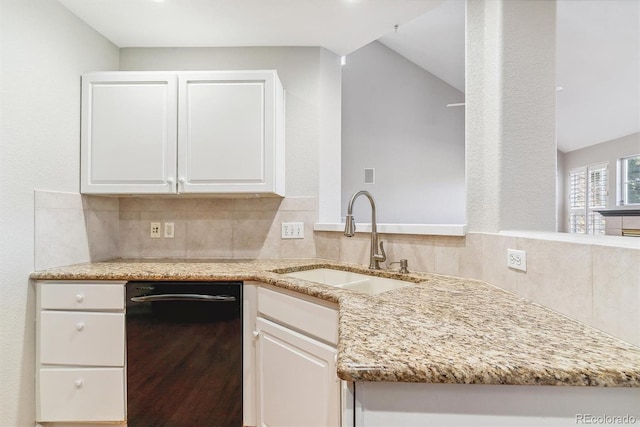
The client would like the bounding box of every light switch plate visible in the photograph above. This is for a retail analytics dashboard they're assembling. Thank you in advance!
[281,222,304,239]
[164,222,175,239]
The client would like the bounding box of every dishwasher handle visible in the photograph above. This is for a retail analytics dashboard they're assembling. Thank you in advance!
[130,294,237,303]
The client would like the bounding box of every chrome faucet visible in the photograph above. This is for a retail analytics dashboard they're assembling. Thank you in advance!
[344,190,386,269]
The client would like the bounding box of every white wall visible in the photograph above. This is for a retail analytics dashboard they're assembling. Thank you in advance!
[341,41,465,224]
[561,132,640,228]
[0,1,119,425]
[119,47,342,200]
[466,0,557,232]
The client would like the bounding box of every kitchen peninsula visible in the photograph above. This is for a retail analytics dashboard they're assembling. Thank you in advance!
[32,258,640,426]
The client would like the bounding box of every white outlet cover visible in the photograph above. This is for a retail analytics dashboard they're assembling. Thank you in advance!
[150,222,161,239]
[507,249,527,272]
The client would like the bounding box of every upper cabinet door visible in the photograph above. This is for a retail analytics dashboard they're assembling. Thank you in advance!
[177,71,284,195]
[81,72,178,194]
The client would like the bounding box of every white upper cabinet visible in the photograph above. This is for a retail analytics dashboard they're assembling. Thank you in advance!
[81,72,178,194]
[178,71,284,194]
[81,70,285,196]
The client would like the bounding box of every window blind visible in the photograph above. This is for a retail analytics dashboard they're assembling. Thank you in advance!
[569,164,607,235]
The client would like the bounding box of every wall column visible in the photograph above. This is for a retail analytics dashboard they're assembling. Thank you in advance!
[466,0,557,232]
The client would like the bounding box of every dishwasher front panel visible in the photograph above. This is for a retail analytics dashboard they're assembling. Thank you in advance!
[126,281,242,427]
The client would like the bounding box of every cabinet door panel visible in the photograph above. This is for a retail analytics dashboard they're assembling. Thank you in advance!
[40,311,125,366]
[38,368,125,422]
[178,71,276,193]
[257,317,340,427]
[81,72,177,194]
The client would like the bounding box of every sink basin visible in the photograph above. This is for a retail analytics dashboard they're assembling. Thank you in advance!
[284,268,412,295]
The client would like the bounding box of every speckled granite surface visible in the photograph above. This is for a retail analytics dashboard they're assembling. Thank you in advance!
[31,258,640,387]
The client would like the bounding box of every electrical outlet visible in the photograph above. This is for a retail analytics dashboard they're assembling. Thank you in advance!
[507,249,527,272]
[150,222,161,239]
[164,222,175,239]
[281,222,304,239]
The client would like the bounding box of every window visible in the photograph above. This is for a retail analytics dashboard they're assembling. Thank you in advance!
[619,154,640,205]
[569,163,607,234]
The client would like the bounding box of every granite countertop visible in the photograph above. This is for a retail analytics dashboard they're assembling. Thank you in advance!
[31,258,640,387]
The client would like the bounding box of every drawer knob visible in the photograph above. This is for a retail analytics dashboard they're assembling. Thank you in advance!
[253,331,260,339]
[75,294,84,303]
[75,322,85,331]
[74,379,83,389]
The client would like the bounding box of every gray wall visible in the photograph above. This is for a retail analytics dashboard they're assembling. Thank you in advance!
[341,41,465,224]
[0,1,119,425]
[561,132,640,230]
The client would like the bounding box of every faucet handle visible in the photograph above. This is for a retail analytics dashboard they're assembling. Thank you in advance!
[374,240,386,263]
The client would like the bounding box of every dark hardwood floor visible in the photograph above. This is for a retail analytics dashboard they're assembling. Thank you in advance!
[127,308,242,427]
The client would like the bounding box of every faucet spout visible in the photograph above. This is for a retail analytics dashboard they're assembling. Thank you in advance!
[344,190,386,269]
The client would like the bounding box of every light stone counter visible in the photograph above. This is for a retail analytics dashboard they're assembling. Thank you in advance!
[31,258,640,387]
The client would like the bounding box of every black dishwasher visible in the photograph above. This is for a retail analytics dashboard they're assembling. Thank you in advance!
[126,281,242,427]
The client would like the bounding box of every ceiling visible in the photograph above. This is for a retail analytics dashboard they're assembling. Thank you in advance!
[56,0,442,56]
[58,0,639,153]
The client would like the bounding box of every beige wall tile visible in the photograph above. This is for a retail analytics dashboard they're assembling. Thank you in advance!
[515,238,593,325]
[233,197,283,212]
[185,211,233,258]
[593,245,640,346]
[432,236,464,276]
[458,233,483,280]
[622,216,640,229]
[188,198,235,211]
[34,191,119,269]
[35,207,90,270]
[232,211,279,259]
[86,210,119,261]
[604,216,622,229]
[118,210,143,258]
[278,197,318,211]
[82,195,119,212]
[314,232,341,261]
[480,233,518,293]
[380,235,434,274]
[118,197,144,212]
[339,234,370,265]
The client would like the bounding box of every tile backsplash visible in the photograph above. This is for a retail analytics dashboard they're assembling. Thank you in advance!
[34,190,119,270]
[34,190,639,346]
[118,196,317,259]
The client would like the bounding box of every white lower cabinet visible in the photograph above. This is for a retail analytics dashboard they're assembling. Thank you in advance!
[255,286,343,427]
[36,281,126,426]
[38,368,125,422]
[354,382,640,427]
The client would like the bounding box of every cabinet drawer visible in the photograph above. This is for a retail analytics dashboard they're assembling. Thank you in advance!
[40,282,125,310]
[38,367,125,422]
[40,311,125,366]
[258,287,338,345]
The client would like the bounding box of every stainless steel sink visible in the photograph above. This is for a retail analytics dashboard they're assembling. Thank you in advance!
[284,268,412,295]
